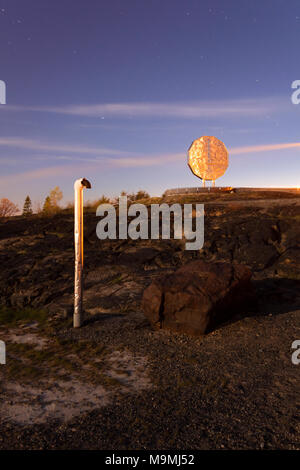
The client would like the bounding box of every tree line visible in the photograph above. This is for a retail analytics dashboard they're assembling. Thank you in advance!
[0,188,151,218]
[0,186,63,218]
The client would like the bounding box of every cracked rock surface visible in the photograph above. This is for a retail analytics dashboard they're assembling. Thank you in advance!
[0,193,299,449]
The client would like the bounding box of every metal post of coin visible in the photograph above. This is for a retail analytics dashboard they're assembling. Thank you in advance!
[74,178,91,328]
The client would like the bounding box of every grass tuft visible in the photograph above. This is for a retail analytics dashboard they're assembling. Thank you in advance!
[0,306,47,326]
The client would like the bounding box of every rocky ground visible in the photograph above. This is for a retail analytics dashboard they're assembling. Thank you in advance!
[0,191,299,449]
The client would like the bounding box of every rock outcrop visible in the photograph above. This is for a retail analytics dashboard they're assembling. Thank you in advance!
[142,260,254,335]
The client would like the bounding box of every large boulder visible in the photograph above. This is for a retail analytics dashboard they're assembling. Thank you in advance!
[142,260,254,336]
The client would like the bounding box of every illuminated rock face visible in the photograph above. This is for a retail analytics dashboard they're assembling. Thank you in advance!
[188,136,229,183]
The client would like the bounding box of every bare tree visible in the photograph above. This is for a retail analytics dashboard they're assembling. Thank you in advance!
[135,190,150,200]
[49,186,63,208]
[0,198,18,218]
[127,190,150,202]
[34,200,42,214]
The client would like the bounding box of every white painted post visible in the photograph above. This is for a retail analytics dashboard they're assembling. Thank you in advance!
[74,178,91,328]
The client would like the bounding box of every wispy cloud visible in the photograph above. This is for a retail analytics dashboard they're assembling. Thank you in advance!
[0,97,287,119]
[109,153,183,167]
[0,137,131,156]
[110,142,300,167]
[0,165,76,186]
[230,142,300,155]
[0,136,299,175]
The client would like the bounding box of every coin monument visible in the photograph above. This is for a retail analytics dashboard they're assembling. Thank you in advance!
[188,136,229,187]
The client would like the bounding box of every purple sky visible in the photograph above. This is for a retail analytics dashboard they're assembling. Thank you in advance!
[0,0,300,207]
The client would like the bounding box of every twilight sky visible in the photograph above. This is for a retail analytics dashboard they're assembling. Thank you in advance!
[0,0,300,207]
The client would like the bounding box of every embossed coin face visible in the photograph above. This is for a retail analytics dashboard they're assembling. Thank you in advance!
[188,136,229,181]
